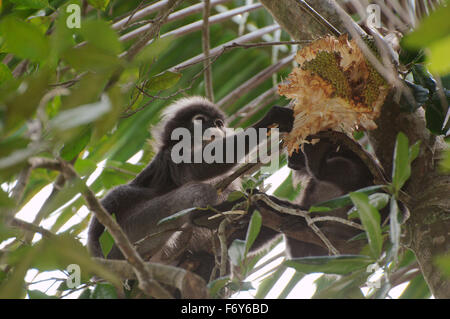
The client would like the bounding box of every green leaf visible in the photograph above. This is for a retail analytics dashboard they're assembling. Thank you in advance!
[228,239,246,266]
[441,146,450,172]
[277,271,305,299]
[4,69,50,132]
[27,289,57,299]
[0,188,15,208]
[310,185,385,212]
[411,64,436,92]
[399,274,431,299]
[347,193,390,219]
[157,207,196,225]
[273,172,302,201]
[0,63,13,86]
[99,230,114,258]
[80,19,122,55]
[78,288,92,299]
[0,16,49,62]
[87,0,110,11]
[60,128,92,161]
[50,95,111,132]
[425,88,450,135]
[312,271,366,299]
[62,44,122,72]
[434,254,450,278]
[207,276,230,298]
[392,132,411,193]
[403,4,450,48]
[428,36,450,75]
[145,71,182,92]
[255,265,286,299]
[10,0,50,9]
[227,191,245,202]
[91,283,117,299]
[350,192,382,259]
[134,36,174,64]
[244,210,262,256]
[285,255,374,275]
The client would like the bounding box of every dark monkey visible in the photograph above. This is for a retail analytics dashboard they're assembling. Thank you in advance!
[87,96,294,261]
[285,137,374,256]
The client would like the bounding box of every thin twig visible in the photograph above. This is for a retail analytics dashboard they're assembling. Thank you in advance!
[218,218,230,277]
[251,194,339,255]
[202,0,214,102]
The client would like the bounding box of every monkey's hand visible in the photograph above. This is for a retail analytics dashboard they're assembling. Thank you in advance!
[257,106,294,133]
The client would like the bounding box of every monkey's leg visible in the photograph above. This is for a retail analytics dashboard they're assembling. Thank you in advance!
[107,182,219,259]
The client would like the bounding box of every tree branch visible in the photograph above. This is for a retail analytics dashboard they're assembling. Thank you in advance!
[27,157,172,298]
[93,258,208,298]
[202,0,214,102]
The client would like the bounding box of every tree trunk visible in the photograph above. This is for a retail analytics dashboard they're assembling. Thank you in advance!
[259,0,450,298]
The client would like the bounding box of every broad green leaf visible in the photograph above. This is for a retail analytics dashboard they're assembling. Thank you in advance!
[60,128,92,161]
[87,0,110,11]
[36,179,85,221]
[285,255,374,275]
[0,16,49,62]
[80,19,122,55]
[0,63,13,86]
[62,44,121,72]
[273,172,302,201]
[227,190,245,202]
[409,140,421,163]
[134,36,174,64]
[207,276,230,298]
[399,274,431,299]
[50,95,111,132]
[403,4,450,48]
[49,3,78,64]
[5,69,50,132]
[99,230,114,258]
[425,89,450,135]
[277,271,305,299]
[27,289,57,299]
[411,64,436,92]
[228,239,246,266]
[441,147,450,172]
[434,254,450,277]
[157,207,196,225]
[0,188,15,208]
[350,192,382,259]
[429,39,450,74]
[310,185,385,212]
[392,132,410,193]
[10,0,50,9]
[93,86,125,141]
[244,210,262,256]
[145,71,182,92]
[78,288,92,299]
[255,266,286,299]
[90,283,117,299]
[312,271,367,299]
[347,193,390,219]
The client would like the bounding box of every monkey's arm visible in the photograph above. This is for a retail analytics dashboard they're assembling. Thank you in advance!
[106,182,219,259]
[87,184,158,257]
[174,106,294,181]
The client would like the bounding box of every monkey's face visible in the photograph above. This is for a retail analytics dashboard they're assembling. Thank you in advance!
[161,101,227,149]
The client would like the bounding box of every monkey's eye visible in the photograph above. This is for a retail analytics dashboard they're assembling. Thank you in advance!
[214,119,224,128]
[192,114,207,123]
